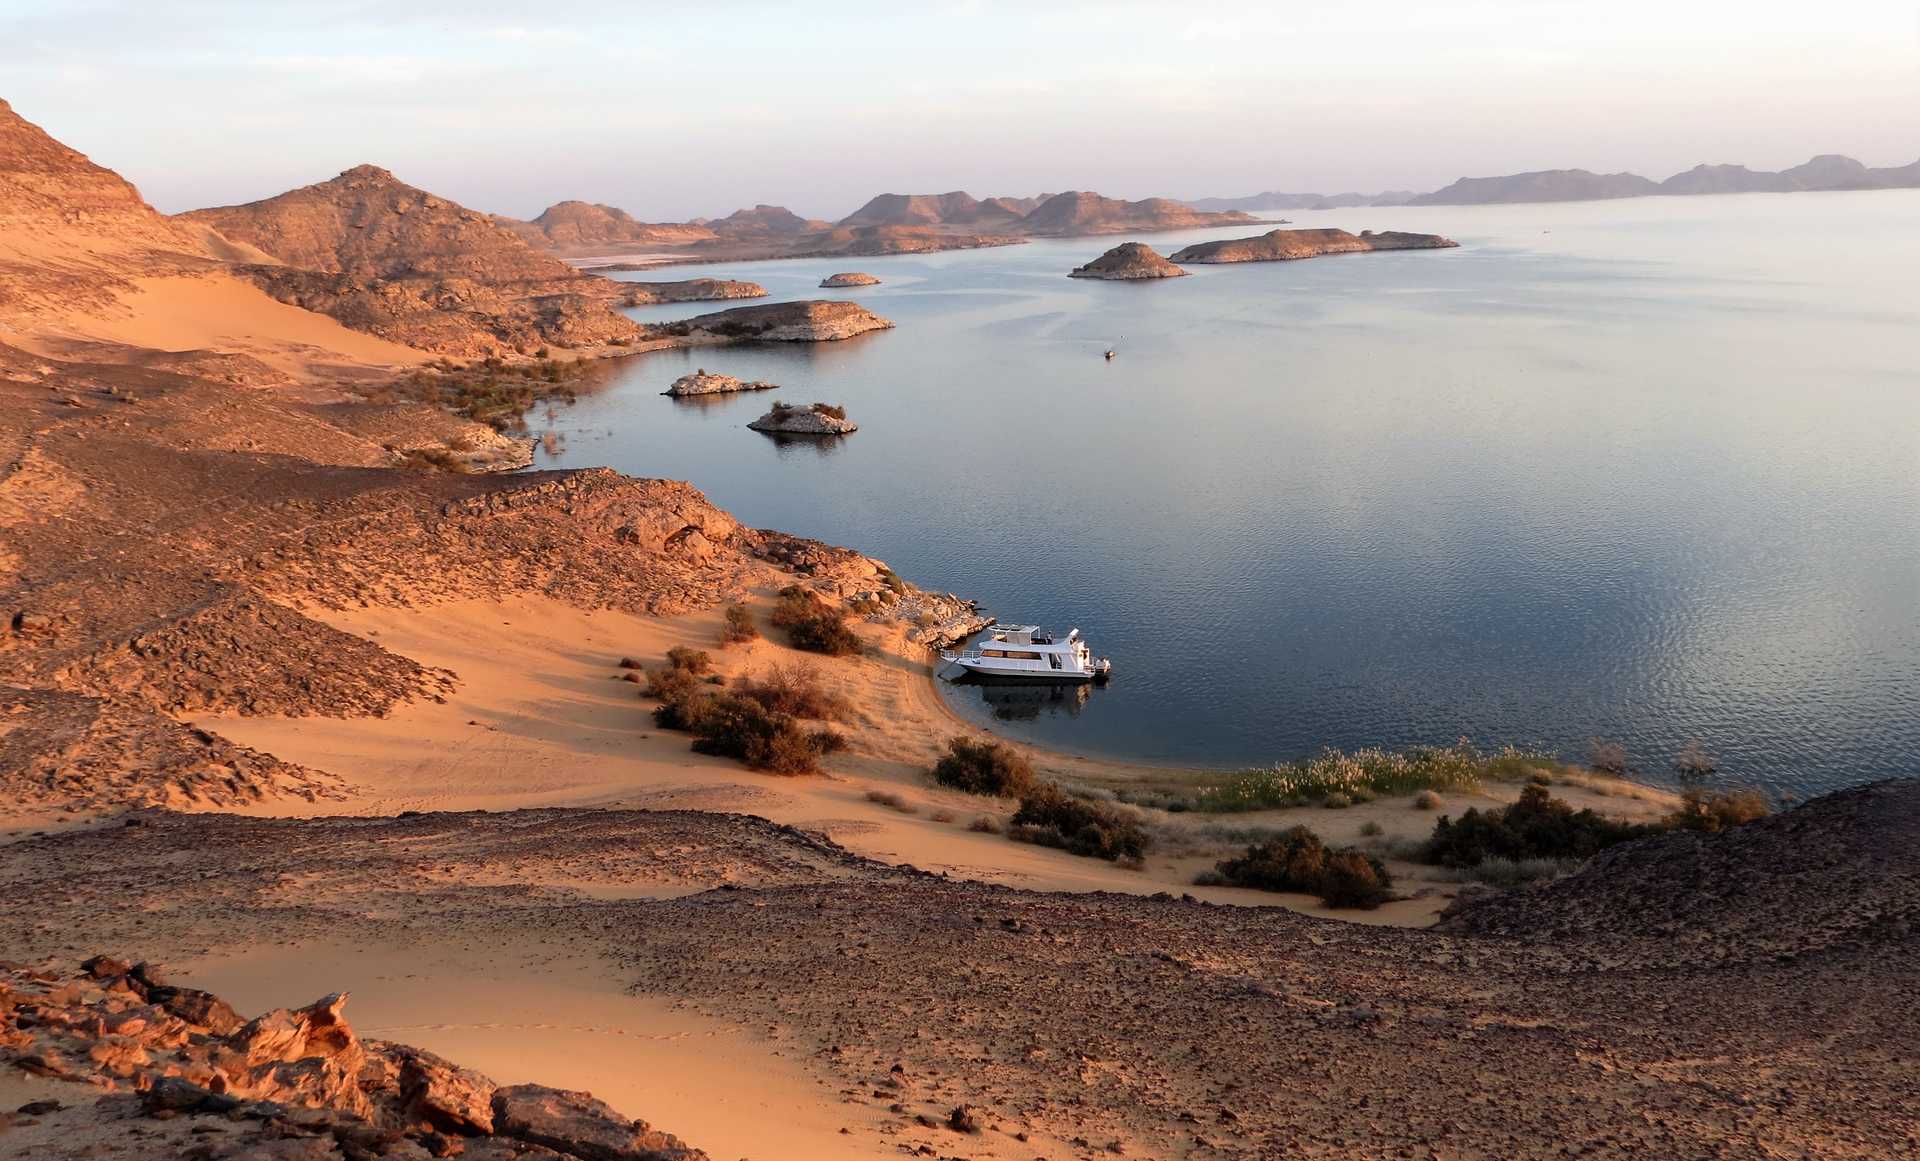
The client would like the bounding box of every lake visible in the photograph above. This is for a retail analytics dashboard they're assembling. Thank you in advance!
[541,191,1920,799]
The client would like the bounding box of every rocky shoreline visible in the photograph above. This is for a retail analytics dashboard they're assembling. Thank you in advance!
[659,299,893,342]
[819,271,881,287]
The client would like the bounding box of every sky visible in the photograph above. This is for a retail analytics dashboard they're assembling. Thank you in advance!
[4,0,1918,221]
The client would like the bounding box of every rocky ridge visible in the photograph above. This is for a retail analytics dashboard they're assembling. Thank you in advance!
[0,958,705,1160]
[1068,241,1188,279]
[1170,227,1458,263]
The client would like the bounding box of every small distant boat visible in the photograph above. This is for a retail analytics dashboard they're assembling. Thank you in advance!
[941,625,1111,682]
[1103,349,1115,360]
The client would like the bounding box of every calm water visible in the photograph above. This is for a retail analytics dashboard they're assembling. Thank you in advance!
[543,192,1920,799]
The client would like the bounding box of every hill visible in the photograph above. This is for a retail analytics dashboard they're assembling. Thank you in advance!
[1067,241,1188,279]
[1018,190,1257,235]
[500,199,719,248]
[180,166,644,356]
[1409,168,1662,205]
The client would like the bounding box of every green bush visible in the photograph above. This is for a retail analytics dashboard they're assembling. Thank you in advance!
[1009,784,1149,863]
[1208,826,1393,909]
[931,737,1036,798]
[1193,741,1557,812]
[1423,784,1657,869]
[721,603,758,645]
[769,586,862,656]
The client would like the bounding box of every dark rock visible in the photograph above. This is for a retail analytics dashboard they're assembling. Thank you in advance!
[493,1084,707,1160]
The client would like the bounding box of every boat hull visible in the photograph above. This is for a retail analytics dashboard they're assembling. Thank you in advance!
[943,657,1099,682]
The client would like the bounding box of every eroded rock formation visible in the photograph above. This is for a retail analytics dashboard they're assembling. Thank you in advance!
[1068,242,1188,279]
[1170,227,1458,263]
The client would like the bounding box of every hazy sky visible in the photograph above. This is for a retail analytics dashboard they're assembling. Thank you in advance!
[5,0,1918,220]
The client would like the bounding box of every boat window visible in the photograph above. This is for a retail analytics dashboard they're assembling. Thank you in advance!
[1049,655,1062,669]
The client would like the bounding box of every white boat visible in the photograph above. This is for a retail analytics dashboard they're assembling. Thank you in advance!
[940,625,1111,681]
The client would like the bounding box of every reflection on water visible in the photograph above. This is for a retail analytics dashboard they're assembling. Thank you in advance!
[959,676,1096,722]
[755,431,849,457]
[542,190,1920,799]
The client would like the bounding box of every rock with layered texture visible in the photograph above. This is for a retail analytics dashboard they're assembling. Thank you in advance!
[1170,227,1458,264]
[819,272,881,287]
[662,300,893,342]
[617,278,765,305]
[1068,242,1188,280]
[662,370,776,397]
[493,1084,705,1161]
[748,402,857,435]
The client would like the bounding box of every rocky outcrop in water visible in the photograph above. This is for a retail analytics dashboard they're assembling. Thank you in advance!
[819,272,881,287]
[619,278,766,305]
[1170,227,1458,264]
[662,300,893,342]
[1068,242,1188,279]
[0,959,707,1160]
[663,370,776,397]
[747,401,857,435]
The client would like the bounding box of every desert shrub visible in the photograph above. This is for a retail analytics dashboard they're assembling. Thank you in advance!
[733,662,851,721]
[643,665,701,702]
[687,694,844,775]
[1010,784,1149,863]
[1434,855,1583,888]
[1673,740,1718,784]
[968,815,1004,835]
[665,645,712,675]
[1359,820,1384,837]
[1665,788,1770,833]
[769,586,862,656]
[1318,850,1394,909]
[383,356,591,431]
[864,789,917,813]
[931,736,1036,798]
[721,602,759,646]
[1423,784,1658,869]
[1192,741,1557,812]
[1414,789,1443,811]
[1322,793,1351,809]
[812,402,847,420]
[1209,826,1393,909]
[1587,738,1631,776]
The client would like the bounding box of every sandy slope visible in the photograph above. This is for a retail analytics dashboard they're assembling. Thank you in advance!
[203,592,1678,917]
[7,270,426,378]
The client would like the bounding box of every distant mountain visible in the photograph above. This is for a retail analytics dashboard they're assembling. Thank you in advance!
[838,191,1025,228]
[1019,191,1255,235]
[1409,169,1661,206]
[500,200,717,248]
[1185,190,1414,212]
[1187,153,1920,211]
[709,204,829,239]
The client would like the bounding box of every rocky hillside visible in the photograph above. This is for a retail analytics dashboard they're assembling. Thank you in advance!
[1442,779,1920,964]
[0,98,207,260]
[499,199,719,248]
[1068,241,1188,279]
[658,300,893,342]
[838,191,1023,228]
[179,166,644,355]
[0,958,706,1160]
[1170,227,1458,263]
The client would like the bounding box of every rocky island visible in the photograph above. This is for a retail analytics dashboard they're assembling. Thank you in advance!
[1170,227,1459,264]
[820,271,881,287]
[619,278,766,305]
[1068,241,1188,279]
[661,299,894,342]
[663,369,777,397]
[748,400,857,434]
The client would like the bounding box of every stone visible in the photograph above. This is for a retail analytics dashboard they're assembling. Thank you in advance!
[491,1084,707,1161]
[747,402,857,436]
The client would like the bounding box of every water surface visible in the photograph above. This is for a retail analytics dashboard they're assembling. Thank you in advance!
[542,191,1920,798]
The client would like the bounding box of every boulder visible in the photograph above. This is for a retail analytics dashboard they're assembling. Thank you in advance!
[747,402,857,436]
[662,371,776,398]
[492,1084,707,1161]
